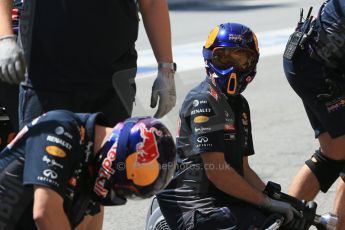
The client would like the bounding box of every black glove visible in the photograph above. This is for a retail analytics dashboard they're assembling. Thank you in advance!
[316,78,345,102]
[283,216,311,230]
[261,196,295,225]
[283,201,316,230]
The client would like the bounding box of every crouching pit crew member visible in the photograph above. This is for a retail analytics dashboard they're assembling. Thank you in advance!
[0,110,176,230]
[156,23,307,230]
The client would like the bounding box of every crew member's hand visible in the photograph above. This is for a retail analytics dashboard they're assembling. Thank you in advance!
[283,217,310,230]
[284,201,315,230]
[261,196,295,225]
[150,65,176,118]
[0,35,25,85]
[316,78,344,102]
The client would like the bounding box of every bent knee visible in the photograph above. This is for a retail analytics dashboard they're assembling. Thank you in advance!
[319,133,345,160]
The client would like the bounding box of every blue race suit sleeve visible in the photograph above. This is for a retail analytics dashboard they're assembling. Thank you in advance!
[188,95,226,155]
[22,119,80,197]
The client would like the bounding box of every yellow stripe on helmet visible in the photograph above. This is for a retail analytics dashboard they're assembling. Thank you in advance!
[205,26,220,49]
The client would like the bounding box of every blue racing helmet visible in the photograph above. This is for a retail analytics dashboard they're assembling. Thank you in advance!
[93,117,176,205]
[203,23,260,95]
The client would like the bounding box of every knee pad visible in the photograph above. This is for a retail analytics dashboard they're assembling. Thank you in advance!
[305,150,345,192]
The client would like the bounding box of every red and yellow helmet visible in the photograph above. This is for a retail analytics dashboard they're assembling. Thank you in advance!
[93,117,176,205]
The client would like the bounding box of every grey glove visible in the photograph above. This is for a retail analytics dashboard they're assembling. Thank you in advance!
[150,67,176,118]
[0,35,25,85]
[261,196,295,225]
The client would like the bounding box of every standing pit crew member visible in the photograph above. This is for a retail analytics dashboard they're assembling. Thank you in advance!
[0,0,176,129]
[283,0,345,228]
[0,110,176,230]
[156,23,305,230]
[0,0,25,85]
[0,0,25,151]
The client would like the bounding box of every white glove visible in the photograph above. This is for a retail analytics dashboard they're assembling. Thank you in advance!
[150,64,176,118]
[261,196,295,225]
[0,35,26,85]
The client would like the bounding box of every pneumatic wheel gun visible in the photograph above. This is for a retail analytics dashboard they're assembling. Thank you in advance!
[264,181,338,230]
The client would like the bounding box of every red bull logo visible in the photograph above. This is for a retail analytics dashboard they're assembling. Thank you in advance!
[136,124,162,164]
[94,142,118,198]
[126,123,163,186]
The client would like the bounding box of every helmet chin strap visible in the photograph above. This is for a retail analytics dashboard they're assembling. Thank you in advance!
[206,63,240,96]
[227,73,237,95]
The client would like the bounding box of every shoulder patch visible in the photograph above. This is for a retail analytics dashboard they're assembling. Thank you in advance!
[194,116,209,123]
[192,99,208,107]
[46,146,66,158]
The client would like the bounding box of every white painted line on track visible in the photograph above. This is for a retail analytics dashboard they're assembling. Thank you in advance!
[137,27,294,79]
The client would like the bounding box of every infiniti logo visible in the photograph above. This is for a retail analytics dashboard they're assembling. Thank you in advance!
[197,136,208,143]
[43,169,58,179]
